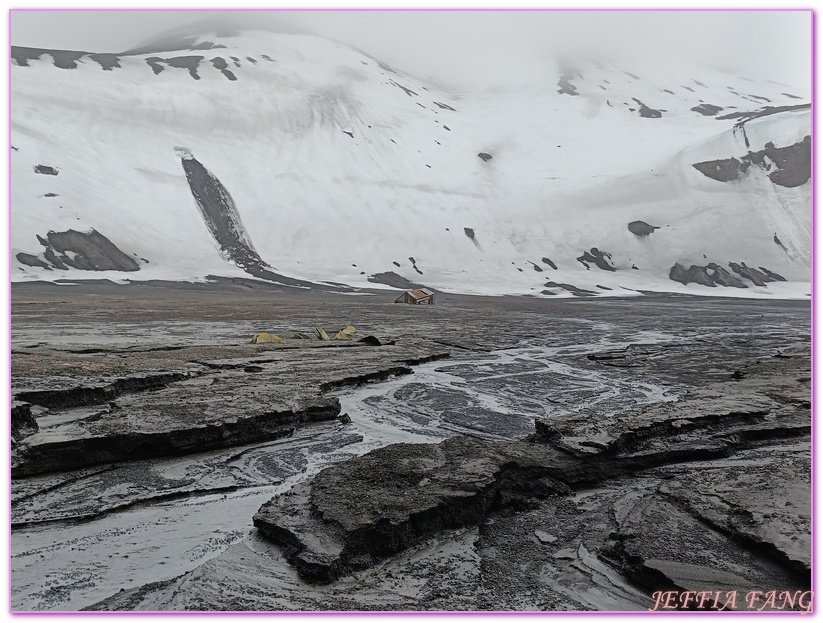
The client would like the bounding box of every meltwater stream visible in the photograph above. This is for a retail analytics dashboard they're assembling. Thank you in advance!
[8,333,700,611]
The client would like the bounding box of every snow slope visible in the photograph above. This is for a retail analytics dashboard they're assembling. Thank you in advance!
[10,29,812,298]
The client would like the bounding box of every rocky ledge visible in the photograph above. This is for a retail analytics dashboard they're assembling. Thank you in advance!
[12,340,448,477]
[253,349,810,607]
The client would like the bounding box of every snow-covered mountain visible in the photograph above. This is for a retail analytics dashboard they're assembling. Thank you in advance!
[10,28,812,298]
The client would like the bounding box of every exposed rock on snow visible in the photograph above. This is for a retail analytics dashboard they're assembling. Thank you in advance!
[164,55,204,79]
[17,229,140,272]
[15,253,51,269]
[33,165,58,175]
[631,97,663,118]
[693,136,812,188]
[89,54,121,70]
[759,266,787,282]
[729,262,773,287]
[627,221,660,237]
[557,68,581,95]
[576,248,616,271]
[477,152,493,162]
[210,57,237,81]
[669,263,715,287]
[12,46,87,69]
[705,263,748,288]
[691,103,723,116]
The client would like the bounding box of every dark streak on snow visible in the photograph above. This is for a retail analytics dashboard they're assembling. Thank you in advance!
[389,80,418,97]
[178,150,314,287]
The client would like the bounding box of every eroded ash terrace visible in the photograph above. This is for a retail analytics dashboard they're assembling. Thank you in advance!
[10,279,811,612]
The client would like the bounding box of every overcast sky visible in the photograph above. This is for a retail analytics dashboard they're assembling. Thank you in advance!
[9,8,813,91]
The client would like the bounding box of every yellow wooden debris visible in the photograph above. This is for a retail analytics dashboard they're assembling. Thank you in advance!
[253,332,282,344]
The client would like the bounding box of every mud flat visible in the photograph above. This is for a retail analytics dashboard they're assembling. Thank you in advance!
[10,280,810,611]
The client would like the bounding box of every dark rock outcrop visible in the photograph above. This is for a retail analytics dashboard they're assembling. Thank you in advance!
[34,165,58,175]
[15,253,51,269]
[669,263,715,287]
[18,229,139,272]
[691,104,723,116]
[692,158,744,183]
[729,262,772,287]
[88,54,121,70]
[541,257,558,270]
[46,230,140,272]
[759,266,787,282]
[165,56,204,79]
[210,57,237,81]
[576,248,615,271]
[706,263,748,288]
[477,153,493,162]
[693,136,811,188]
[557,69,581,96]
[627,221,659,237]
[11,46,87,69]
[632,98,662,118]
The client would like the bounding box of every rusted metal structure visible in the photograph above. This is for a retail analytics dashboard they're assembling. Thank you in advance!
[394,288,435,305]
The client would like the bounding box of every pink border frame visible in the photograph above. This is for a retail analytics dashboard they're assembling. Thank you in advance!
[5,6,817,617]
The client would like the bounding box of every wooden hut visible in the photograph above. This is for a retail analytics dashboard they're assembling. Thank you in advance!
[394,288,435,305]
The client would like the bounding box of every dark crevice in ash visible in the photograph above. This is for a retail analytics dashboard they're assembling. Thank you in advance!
[11,485,243,530]
[12,402,39,443]
[15,372,190,409]
[12,402,340,477]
